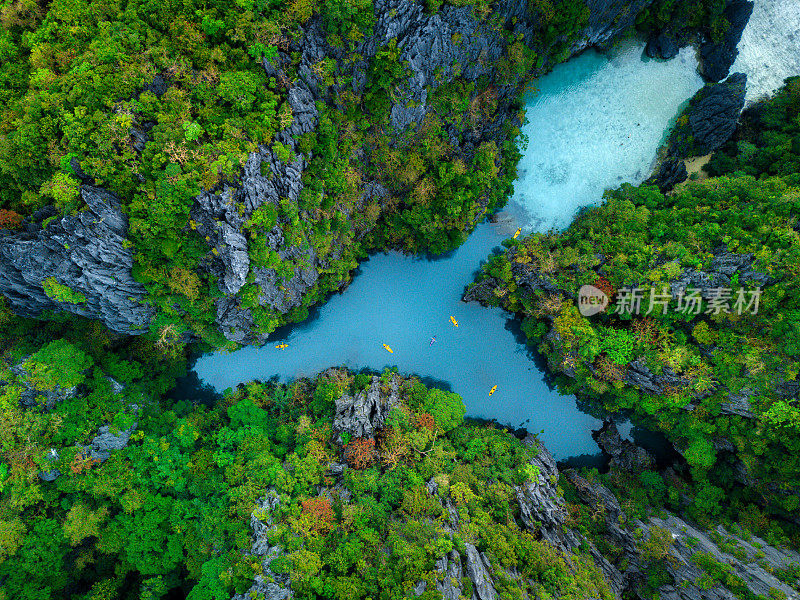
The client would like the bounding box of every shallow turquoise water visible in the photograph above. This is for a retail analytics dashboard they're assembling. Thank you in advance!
[192,41,703,459]
[505,38,703,230]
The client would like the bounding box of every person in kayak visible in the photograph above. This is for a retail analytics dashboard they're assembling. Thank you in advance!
[429,335,436,346]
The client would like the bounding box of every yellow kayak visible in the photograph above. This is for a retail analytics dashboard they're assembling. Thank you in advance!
[383,344,393,353]
[489,385,498,396]
[513,228,522,239]
[450,316,458,327]
[275,344,288,349]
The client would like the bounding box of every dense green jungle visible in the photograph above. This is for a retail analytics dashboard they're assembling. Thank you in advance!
[1,0,799,598]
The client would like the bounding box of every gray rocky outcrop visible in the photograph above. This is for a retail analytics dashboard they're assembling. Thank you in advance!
[333,374,400,442]
[646,33,680,59]
[699,0,754,82]
[84,422,137,463]
[189,63,328,343]
[232,489,293,600]
[649,73,747,191]
[0,185,153,334]
[434,550,464,600]
[561,469,800,600]
[575,0,657,51]
[514,433,575,547]
[38,449,61,482]
[32,382,137,481]
[624,357,691,396]
[10,357,79,411]
[686,73,748,155]
[594,422,655,472]
[464,543,496,600]
[37,419,138,482]
[648,157,689,192]
[719,388,756,418]
[669,245,771,297]
[644,514,800,600]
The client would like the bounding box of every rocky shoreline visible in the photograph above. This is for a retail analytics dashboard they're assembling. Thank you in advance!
[648,72,747,191]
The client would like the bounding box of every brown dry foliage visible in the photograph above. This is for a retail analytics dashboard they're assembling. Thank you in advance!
[415,413,437,431]
[70,453,100,475]
[632,317,660,345]
[345,437,376,470]
[0,210,23,230]
[595,355,627,381]
[301,496,334,530]
[593,275,615,298]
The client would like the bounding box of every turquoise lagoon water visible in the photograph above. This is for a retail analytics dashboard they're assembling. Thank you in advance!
[191,40,703,460]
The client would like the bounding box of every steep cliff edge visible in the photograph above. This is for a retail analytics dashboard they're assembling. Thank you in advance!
[0,0,716,343]
[0,186,153,334]
[189,0,664,344]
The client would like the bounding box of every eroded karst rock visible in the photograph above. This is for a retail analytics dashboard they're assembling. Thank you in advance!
[699,0,754,82]
[0,186,153,334]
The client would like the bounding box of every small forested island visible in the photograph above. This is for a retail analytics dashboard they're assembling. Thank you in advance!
[1,0,800,598]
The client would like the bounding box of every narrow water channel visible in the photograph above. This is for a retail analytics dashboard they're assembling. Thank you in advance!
[191,39,704,460]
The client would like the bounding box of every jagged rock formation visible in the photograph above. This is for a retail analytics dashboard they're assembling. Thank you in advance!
[9,357,79,411]
[233,490,292,600]
[0,186,153,334]
[684,73,748,155]
[594,422,655,472]
[649,73,747,191]
[576,0,656,50]
[699,0,755,82]
[646,33,679,59]
[333,374,400,442]
[39,449,61,483]
[564,469,800,600]
[190,0,672,344]
[84,421,138,463]
[647,514,800,600]
[191,80,323,343]
[515,434,573,546]
[648,157,689,191]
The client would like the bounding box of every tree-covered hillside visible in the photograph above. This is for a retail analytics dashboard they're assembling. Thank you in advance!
[0,349,616,600]
[0,0,731,346]
[466,77,800,528]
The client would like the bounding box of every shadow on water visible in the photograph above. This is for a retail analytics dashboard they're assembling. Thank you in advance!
[169,368,223,407]
[262,277,347,343]
[503,317,558,390]
[558,452,606,470]
[417,375,454,393]
[631,425,681,468]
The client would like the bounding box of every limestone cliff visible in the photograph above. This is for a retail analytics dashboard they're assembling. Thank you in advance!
[189,0,662,344]
[0,186,153,334]
[0,0,667,341]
